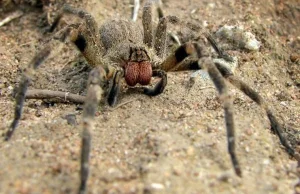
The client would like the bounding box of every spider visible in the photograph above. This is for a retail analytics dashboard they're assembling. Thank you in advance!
[4,1,299,194]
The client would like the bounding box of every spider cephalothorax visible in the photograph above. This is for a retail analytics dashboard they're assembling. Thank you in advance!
[4,1,299,194]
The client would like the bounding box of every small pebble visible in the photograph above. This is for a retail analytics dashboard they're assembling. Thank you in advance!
[64,114,78,126]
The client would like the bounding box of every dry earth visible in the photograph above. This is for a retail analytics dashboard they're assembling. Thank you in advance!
[0,0,300,194]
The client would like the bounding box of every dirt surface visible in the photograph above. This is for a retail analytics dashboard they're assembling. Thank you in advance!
[0,0,300,194]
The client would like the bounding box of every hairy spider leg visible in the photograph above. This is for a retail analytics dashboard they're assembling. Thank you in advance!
[220,69,299,160]
[5,48,51,140]
[4,23,78,141]
[141,42,198,96]
[79,67,106,194]
[142,0,153,48]
[199,40,299,162]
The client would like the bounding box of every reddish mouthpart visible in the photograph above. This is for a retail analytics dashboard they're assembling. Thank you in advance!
[125,61,152,86]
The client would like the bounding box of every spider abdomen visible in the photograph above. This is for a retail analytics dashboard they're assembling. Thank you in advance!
[125,61,152,86]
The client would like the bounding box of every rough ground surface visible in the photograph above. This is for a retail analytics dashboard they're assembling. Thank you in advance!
[0,0,300,194]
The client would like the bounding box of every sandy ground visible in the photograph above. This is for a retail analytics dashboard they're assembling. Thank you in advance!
[0,0,300,194]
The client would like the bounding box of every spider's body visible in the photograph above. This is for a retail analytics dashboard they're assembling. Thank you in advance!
[4,2,299,194]
[98,19,153,87]
[68,13,173,106]
[100,19,154,87]
[100,19,144,51]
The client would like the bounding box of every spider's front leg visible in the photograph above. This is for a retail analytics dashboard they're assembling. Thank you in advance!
[4,48,51,140]
[4,23,76,140]
[4,4,103,140]
[79,66,107,194]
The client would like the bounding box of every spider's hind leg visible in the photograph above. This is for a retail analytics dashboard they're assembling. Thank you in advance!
[196,43,300,174]
[221,70,299,160]
[204,58,241,176]
[209,58,299,160]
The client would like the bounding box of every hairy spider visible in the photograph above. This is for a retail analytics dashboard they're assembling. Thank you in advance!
[4,1,299,194]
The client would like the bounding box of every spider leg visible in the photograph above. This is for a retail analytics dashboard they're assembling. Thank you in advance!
[146,34,215,95]
[52,5,117,77]
[217,68,299,160]
[142,42,196,96]
[160,34,234,72]
[63,5,99,38]
[4,18,106,141]
[4,47,51,140]
[194,44,242,176]
[4,23,78,141]
[50,7,116,193]
[79,67,106,194]
[205,33,235,62]
[142,0,153,48]
[154,17,167,58]
[107,69,123,106]
[154,16,179,59]
[143,70,167,96]
[156,0,164,19]
[160,42,197,71]
[79,125,91,194]
[193,43,299,174]
[61,6,107,68]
